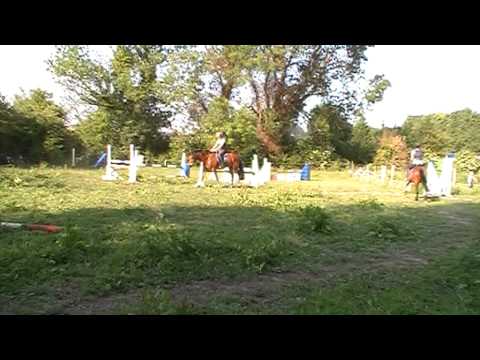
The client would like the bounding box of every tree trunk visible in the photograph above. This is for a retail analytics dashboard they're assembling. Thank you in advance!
[256,123,282,156]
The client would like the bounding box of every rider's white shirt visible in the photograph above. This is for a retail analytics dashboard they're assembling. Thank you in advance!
[211,138,225,151]
[411,149,423,165]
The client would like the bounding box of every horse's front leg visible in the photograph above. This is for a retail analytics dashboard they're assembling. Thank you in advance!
[415,183,419,201]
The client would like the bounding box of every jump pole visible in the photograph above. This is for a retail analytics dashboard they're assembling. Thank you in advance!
[195,161,205,187]
[101,144,119,181]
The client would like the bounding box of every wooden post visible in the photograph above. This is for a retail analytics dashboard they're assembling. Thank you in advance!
[72,148,76,167]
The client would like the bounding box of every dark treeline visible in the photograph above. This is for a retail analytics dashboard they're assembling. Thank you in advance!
[1,45,479,172]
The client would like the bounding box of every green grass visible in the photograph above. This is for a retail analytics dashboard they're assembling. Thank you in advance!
[1,165,479,314]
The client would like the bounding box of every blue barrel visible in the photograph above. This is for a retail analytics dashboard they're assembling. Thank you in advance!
[300,163,311,181]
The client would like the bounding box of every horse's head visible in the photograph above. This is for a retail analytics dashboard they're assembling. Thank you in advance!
[187,150,203,166]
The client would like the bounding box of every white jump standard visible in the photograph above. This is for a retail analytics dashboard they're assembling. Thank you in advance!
[195,155,271,188]
[101,144,141,183]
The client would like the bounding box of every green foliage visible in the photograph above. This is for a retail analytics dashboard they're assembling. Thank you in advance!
[401,109,480,163]
[278,137,334,168]
[168,97,258,160]
[373,129,408,167]
[49,45,171,157]
[364,74,391,106]
[351,117,378,164]
[4,45,390,167]
[455,150,480,173]
[166,45,372,157]
[13,89,68,164]
[0,89,76,165]
[308,104,353,160]
[297,206,333,234]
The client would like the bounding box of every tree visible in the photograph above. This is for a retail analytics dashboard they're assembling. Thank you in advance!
[0,94,35,162]
[373,129,408,168]
[351,116,378,164]
[13,89,68,163]
[401,114,449,156]
[166,45,372,158]
[364,74,391,106]
[244,45,370,157]
[307,103,352,159]
[444,109,480,153]
[168,97,258,161]
[48,45,171,155]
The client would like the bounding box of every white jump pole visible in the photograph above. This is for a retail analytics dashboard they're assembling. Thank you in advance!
[260,158,271,185]
[101,144,119,181]
[128,144,137,183]
[195,161,205,187]
[251,155,259,188]
[72,148,76,167]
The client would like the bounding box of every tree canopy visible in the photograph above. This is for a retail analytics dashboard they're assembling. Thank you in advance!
[15,45,480,172]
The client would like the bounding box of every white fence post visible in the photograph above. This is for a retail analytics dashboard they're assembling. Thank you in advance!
[380,165,387,183]
[390,164,396,183]
[128,144,137,183]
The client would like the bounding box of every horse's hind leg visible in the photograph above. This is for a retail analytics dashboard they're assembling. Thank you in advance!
[415,184,419,201]
[230,170,235,187]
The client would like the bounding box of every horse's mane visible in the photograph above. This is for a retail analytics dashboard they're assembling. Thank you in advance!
[192,149,208,154]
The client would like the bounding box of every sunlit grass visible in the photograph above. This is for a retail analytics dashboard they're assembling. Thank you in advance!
[1,166,479,314]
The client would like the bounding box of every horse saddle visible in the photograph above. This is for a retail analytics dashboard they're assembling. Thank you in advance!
[216,152,228,166]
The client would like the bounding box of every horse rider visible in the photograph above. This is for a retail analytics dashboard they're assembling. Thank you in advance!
[410,144,424,169]
[407,144,428,190]
[210,131,228,167]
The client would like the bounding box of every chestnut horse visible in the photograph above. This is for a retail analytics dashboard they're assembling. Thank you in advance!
[405,165,429,201]
[187,150,245,186]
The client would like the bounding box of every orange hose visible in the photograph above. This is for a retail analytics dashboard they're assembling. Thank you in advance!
[25,224,63,233]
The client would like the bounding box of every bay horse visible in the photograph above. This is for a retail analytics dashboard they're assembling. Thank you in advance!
[405,165,429,201]
[187,150,245,186]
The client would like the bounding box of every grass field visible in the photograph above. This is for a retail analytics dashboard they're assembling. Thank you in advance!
[1,165,480,314]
